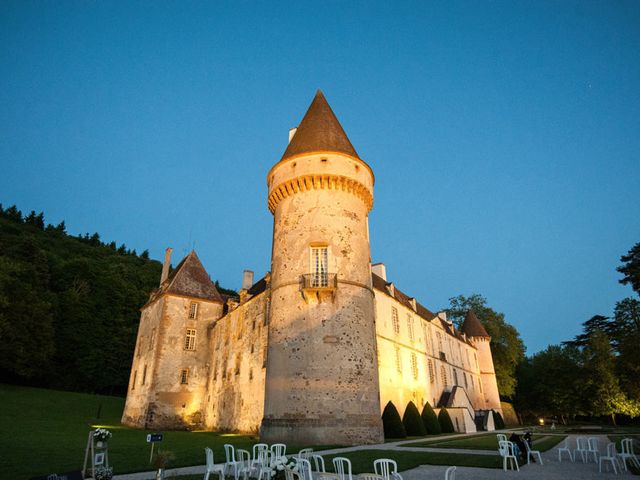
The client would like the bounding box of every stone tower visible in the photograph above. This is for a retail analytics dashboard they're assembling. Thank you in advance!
[261,91,383,445]
[461,309,502,414]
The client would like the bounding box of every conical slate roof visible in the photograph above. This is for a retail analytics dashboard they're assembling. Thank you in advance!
[281,90,360,161]
[461,309,490,338]
[160,251,223,302]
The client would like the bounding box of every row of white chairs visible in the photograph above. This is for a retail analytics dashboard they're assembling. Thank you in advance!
[207,445,457,480]
[558,436,640,474]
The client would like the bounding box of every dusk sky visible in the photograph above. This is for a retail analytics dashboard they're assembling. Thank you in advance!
[1,1,638,354]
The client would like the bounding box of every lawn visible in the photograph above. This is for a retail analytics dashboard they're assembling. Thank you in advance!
[404,432,566,452]
[0,384,324,479]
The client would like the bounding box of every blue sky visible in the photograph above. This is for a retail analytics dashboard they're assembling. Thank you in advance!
[1,1,638,353]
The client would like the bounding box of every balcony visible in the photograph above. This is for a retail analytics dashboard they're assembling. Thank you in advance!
[301,273,337,302]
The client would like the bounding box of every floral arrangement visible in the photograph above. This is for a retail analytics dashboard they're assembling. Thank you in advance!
[93,428,112,442]
[271,457,298,480]
[94,466,113,480]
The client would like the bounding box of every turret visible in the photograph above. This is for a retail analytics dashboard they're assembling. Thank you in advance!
[261,91,383,445]
[461,309,502,414]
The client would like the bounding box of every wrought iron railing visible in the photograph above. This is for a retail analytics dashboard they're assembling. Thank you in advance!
[302,273,337,289]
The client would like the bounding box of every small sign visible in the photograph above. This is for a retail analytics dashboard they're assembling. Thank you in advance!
[146,433,163,442]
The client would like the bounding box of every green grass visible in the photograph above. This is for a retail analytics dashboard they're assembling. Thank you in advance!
[403,432,565,453]
[0,385,262,479]
[403,432,500,450]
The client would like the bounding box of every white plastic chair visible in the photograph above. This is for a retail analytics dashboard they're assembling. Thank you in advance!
[252,444,269,466]
[496,434,507,443]
[557,438,574,462]
[224,444,240,477]
[373,459,402,480]
[574,436,589,463]
[298,448,314,460]
[252,450,273,480]
[204,447,225,480]
[297,458,314,480]
[586,437,599,463]
[235,449,252,480]
[271,443,287,463]
[620,438,640,470]
[599,442,622,474]
[498,440,519,472]
[444,466,456,480]
[310,454,327,474]
[333,457,353,480]
[524,439,543,465]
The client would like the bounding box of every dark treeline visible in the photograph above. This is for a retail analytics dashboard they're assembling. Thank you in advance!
[514,242,640,425]
[0,204,162,395]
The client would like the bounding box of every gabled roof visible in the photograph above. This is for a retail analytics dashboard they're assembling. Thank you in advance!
[460,309,490,338]
[280,90,360,161]
[156,251,223,303]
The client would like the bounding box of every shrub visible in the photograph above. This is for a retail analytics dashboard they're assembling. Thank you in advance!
[421,402,441,434]
[382,401,407,438]
[438,407,455,433]
[402,401,426,436]
[493,410,505,429]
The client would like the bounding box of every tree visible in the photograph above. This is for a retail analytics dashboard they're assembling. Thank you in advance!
[446,294,525,399]
[381,401,406,438]
[438,407,455,433]
[563,315,613,348]
[618,242,640,295]
[614,298,640,400]
[421,402,441,434]
[582,331,639,424]
[402,401,426,436]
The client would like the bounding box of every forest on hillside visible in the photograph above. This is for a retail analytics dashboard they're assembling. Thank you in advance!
[0,204,227,395]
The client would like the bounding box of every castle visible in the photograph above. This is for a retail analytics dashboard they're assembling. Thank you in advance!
[121,91,502,445]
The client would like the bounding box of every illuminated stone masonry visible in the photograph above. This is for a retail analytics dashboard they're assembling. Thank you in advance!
[121,91,502,444]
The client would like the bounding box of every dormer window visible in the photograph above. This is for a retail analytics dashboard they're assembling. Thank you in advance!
[189,302,198,319]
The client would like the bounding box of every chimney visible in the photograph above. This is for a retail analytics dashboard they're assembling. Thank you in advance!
[288,127,297,143]
[371,263,386,281]
[160,247,172,285]
[242,270,254,290]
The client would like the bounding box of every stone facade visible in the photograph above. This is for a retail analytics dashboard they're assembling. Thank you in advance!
[122,91,502,443]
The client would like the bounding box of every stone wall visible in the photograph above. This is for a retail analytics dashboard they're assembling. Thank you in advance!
[121,294,223,429]
[204,292,269,433]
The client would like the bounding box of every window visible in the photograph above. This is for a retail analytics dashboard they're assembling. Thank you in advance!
[262,346,268,368]
[131,370,137,390]
[149,328,156,351]
[184,329,196,351]
[453,369,458,385]
[392,307,399,334]
[180,368,189,384]
[407,315,414,341]
[236,311,244,339]
[235,353,241,375]
[410,353,418,380]
[441,365,448,387]
[474,352,478,369]
[437,332,443,352]
[188,302,198,319]
[463,372,468,388]
[249,368,253,381]
[310,246,329,287]
[395,346,402,373]
[250,343,254,354]
[428,359,435,384]
[142,365,147,385]
[213,361,218,380]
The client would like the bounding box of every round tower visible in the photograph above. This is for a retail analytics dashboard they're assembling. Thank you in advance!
[261,91,383,445]
[461,310,502,414]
